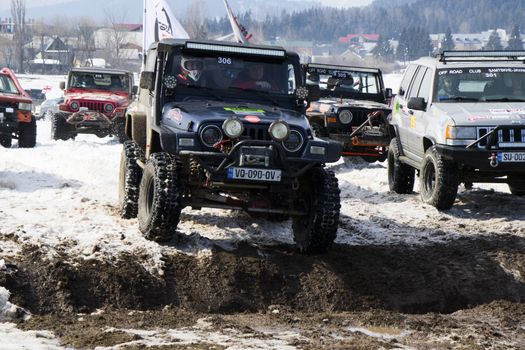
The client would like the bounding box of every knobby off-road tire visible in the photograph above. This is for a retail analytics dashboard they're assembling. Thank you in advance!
[51,112,75,141]
[0,134,12,148]
[137,153,182,242]
[119,141,145,219]
[387,137,415,194]
[292,167,341,254]
[419,146,459,210]
[18,116,37,148]
[508,175,525,196]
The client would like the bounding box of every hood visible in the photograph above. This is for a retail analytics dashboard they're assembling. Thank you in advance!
[65,90,130,107]
[162,100,310,131]
[309,98,389,113]
[0,92,32,105]
[434,102,525,127]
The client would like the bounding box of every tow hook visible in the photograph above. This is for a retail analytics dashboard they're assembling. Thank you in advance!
[489,153,499,168]
[292,178,300,191]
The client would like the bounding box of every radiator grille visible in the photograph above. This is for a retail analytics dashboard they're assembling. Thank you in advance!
[477,126,525,148]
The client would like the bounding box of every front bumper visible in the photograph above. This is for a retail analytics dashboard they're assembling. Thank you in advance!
[162,133,341,178]
[436,144,525,172]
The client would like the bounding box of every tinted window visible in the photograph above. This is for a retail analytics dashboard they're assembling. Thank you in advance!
[399,64,417,96]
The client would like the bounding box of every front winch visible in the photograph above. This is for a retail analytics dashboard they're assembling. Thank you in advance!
[239,146,272,167]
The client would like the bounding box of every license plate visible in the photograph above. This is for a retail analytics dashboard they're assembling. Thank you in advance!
[498,152,525,162]
[227,167,281,182]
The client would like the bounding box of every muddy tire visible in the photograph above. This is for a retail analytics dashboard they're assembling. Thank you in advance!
[0,134,12,148]
[113,117,127,143]
[51,112,75,141]
[292,168,340,254]
[18,116,37,148]
[119,141,145,219]
[137,153,182,242]
[508,175,525,196]
[388,137,415,194]
[419,146,458,210]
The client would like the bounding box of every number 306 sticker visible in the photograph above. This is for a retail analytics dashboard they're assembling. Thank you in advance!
[218,57,232,65]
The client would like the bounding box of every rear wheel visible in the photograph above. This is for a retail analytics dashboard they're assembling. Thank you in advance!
[137,153,182,242]
[51,112,75,141]
[419,146,458,210]
[0,134,12,148]
[119,141,145,218]
[387,137,415,194]
[292,168,340,254]
[18,117,37,148]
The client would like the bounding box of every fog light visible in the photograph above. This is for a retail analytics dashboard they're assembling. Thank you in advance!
[268,120,290,141]
[310,146,325,155]
[223,118,244,139]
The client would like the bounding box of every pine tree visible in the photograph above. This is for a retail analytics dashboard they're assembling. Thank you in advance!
[371,35,394,60]
[485,30,503,50]
[440,27,455,51]
[396,28,409,61]
[507,24,523,50]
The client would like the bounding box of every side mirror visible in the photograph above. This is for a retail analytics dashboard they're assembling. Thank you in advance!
[139,71,155,90]
[398,87,405,97]
[385,88,393,99]
[407,97,426,111]
[59,81,65,90]
[132,85,138,95]
[306,84,321,102]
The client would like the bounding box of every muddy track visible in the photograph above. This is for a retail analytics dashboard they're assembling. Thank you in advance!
[3,233,525,316]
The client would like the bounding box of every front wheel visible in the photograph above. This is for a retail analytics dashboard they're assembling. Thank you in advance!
[419,146,458,210]
[51,112,75,141]
[387,137,415,194]
[18,117,37,148]
[112,117,127,143]
[0,134,12,148]
[119,140,145,218]
[292,168,340,254]
[137,153,182,242]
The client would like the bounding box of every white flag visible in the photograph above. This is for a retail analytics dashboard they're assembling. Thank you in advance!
[223,0,252,44]
[143,0,189,57]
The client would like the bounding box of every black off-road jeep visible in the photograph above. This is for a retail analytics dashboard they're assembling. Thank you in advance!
[304,63,392,162]
[120,39,342,253]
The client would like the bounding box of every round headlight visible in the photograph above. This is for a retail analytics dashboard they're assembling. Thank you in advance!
[268,121,290,141]
[222,118,244,139]
[338,110,353,124]
[200,125,223,147]
[105,103,115,113]
[70,101,79,111]
[282,130,304,152]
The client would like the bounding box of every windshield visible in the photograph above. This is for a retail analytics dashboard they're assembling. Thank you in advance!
[0,74,20,94]
[166,53,297,96]
[68,72,130,92]
[435,67,525,102]
[306,66,381,97]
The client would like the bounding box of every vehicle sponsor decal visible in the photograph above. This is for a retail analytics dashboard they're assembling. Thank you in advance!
[489,108,525,114]
[410,115,416,128]
[244,115,261,123]
[467,114,525,122]
[394,100,400,113]
[438,67,525,75]
[167,108,183,122]
[224,107,265,115]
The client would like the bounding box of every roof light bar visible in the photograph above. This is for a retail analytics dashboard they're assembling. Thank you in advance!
[185,42,286,57]
[439,50,525,62]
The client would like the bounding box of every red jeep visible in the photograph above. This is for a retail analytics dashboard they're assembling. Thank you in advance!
[53,68,135,142]
[0,68,36,148]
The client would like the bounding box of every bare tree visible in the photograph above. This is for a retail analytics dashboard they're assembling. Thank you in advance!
[184,0,208,39]
[0,36,16,68]
[104,8,129,68]
[75,17,97,66]
[11,0,29,72]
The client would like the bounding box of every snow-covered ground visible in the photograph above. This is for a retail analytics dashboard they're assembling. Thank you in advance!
[2,73,525,348]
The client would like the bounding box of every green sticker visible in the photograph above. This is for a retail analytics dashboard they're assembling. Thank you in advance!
[224,107,265,115]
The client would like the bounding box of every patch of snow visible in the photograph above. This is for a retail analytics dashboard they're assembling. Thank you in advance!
[0,287,28,321]
[0,323,66,350]
[347,326,411,340]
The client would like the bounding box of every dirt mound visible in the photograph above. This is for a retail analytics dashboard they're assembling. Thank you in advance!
[3,234,525,316]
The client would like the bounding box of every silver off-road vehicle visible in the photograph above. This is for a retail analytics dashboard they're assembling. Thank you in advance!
[389,51,525,209]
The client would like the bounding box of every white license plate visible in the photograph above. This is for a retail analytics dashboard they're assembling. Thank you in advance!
[498,152,525,162]
[227,167,282,182]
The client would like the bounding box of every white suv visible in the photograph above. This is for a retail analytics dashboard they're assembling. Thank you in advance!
[388,51,525,209]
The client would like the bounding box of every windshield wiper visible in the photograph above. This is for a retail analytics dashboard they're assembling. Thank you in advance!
[439,96,479,102]
[484,98,525,102]
[229,87,280,106]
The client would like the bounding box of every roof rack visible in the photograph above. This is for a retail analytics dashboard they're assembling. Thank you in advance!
[437,50,525,64]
